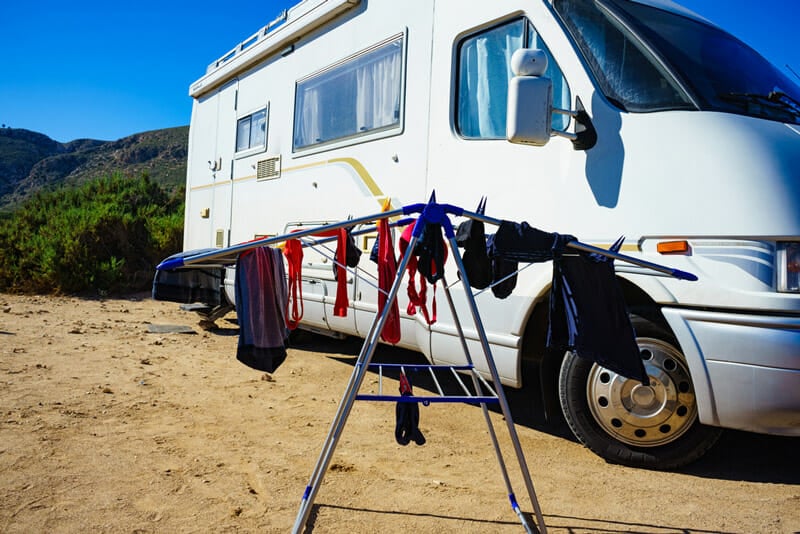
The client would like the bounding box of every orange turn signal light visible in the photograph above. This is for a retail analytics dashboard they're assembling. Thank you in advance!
[657,240,690,254]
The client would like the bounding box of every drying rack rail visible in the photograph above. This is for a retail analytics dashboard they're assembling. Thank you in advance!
[355,363,500,404]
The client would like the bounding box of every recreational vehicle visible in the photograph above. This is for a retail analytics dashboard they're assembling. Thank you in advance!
[157,0,800,469]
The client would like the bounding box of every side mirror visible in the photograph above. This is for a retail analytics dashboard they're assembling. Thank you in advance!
[507,49,553,146]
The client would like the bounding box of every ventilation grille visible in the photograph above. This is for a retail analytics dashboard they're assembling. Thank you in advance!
[215,229,225,248]
[257,155,281,181]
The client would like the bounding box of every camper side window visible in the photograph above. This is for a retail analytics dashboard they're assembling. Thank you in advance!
[457,18,570,138]
[293,35,404,151]
[236,107,268,154]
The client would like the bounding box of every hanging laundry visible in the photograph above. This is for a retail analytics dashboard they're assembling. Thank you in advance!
[235,246,289,372]
[284,238,304,330]
[376,217,401,344]
[301,226,361,318]
[414,221,447,284]
[455,197,492,289]
[327,227,358,317]
[398,220,448,325]
[547,238,648,384]
[486,233,519,299]
[394,373,426,446]
[332,227,362,281]
[284,226,359,327]
[487,220,576,299]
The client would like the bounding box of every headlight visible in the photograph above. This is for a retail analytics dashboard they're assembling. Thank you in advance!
[776,242,800,292]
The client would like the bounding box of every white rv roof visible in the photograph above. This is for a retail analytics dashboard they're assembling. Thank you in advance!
[190,0,715,99]
[189,0,361,98]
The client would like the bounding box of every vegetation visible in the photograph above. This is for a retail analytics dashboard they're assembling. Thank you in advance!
[0,173,184,295]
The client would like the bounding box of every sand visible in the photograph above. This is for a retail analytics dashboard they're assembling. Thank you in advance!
[1,293,798,533]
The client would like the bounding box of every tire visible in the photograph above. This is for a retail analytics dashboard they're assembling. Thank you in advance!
[558,317,723,470]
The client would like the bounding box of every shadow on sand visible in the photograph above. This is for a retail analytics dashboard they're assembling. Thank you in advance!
[286,331,800,486]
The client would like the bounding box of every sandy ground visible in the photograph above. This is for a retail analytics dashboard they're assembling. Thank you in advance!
[0,292,798,534]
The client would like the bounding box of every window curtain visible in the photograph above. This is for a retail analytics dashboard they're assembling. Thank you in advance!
[460,23,523,137]
[295,82,322,148]
[356,43,401,131]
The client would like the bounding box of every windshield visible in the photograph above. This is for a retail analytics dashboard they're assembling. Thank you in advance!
[554,0,800,124]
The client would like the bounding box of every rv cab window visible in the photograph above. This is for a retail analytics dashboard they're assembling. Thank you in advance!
[236,107,268,153]
[554,0,800,123]
[553,0,694,112]
[457,18,571,139]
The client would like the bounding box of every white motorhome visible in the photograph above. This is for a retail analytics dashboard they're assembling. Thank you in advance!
[159,0,800,469]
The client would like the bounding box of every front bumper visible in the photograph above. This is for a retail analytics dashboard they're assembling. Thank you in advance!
[662,308,800,436]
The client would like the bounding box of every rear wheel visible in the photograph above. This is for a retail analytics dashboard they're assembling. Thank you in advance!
[558,318,722,470]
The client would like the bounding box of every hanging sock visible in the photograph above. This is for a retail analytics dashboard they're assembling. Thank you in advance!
[487,220,575,299]
[331,228,351,317]
[394,373,426,446]
[314,226,361,318]
[398,220,447,325]
[455,197,492,289]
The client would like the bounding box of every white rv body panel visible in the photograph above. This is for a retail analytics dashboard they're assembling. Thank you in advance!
[176,0,800,466]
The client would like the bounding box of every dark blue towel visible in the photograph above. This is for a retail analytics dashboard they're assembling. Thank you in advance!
[547,241,648,384]
[235,246,289,372]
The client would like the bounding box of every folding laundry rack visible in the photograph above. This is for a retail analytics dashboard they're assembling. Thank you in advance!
[157,195,696,534]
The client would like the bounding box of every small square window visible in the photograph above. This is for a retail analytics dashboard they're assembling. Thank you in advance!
[236,106,269,153]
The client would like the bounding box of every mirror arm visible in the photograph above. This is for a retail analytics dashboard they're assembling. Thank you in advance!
[553,108,577,117]
[552,130,578,141]
[570,97,597,150]
[554,97,597,150]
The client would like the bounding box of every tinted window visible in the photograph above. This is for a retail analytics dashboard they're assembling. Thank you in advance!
[554,0,692,111]
[555,0,800,123]
[610,0,800,123]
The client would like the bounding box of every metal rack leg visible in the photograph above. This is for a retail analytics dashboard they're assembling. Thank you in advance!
[445,235,548,534]
[439,279,537,533]
[291,233,421,533]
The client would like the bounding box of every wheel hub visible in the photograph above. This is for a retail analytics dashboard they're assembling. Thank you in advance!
[630,383,656,407]
[586,337,698,447]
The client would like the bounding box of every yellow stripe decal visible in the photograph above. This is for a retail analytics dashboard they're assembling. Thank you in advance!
[327,157,384,197]
[190,157,395,210]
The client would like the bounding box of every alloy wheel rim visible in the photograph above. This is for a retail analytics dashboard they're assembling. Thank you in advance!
[585,337,698,447]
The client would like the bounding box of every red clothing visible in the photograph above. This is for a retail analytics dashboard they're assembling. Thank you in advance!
[377,217,401,343]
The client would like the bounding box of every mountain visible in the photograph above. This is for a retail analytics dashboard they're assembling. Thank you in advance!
[0,126,188,212]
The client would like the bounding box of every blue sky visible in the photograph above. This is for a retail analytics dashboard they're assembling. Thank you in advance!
[1,0,798,143]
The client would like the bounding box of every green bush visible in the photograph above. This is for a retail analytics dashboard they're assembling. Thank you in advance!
[0,173,183,295]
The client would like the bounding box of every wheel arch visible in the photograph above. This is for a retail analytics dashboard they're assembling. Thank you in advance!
[522,276,724,469]
[520,276,672,420]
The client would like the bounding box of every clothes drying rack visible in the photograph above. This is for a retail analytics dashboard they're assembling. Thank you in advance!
[156,194,696,534]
